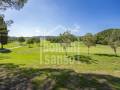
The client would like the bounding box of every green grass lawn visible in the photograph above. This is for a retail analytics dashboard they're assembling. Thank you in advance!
[0,41,120,90]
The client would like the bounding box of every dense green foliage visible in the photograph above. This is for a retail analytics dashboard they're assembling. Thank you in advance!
[46,32,77,43]
[34,38,40,46]
[0,16,8,49]
[96,29,120,45]
[46,36,61,43]
[26,38,34,47]
[18,37,25,44]
[8,37,18,43]
[0,0,28,10]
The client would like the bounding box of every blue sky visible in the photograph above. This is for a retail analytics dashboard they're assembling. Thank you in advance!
[3,0,120,36]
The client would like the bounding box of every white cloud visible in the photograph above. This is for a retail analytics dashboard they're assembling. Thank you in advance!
[8,23,81,37]
[71,24,81,33]
[8,25,45,37]
[45,25,66,36]
[45,24,81,36]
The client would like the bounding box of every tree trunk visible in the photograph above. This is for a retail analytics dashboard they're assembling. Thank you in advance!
[88,46,90,56]
[113,48,117,56]
[1,44,3,49]
[63,47,67,56]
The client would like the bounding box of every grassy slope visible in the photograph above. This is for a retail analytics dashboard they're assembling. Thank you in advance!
[0,41,120,90]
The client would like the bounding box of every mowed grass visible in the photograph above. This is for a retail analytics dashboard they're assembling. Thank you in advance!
[0,41,120,90]
[42,41,120,75]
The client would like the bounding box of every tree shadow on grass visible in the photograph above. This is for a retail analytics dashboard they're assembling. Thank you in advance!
[68,55,97,64]
[0,63,120,90]
[95,53,120,57]
[0,48,12,53]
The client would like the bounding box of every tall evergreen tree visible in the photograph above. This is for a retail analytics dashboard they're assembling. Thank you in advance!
[0,16,8,49]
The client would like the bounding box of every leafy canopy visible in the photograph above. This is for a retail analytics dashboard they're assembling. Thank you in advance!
[83,33,96,48]
[0,0,28,11]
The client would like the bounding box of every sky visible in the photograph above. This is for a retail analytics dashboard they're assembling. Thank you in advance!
[3,0,120,36]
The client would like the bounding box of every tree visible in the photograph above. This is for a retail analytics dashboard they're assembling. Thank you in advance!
[109,41,120,56]
[0,14,14,49]
[18,37,25,45]
[82,33,96,55]
[8,36,17,43]
[0,0,28,11]
[34,38,40,46]
[108,30,120,56]
[26,38,34,48]
[59,31,74,56]
[0,16,8,49]
[46,36,60,43]
[0,0,28,49]
[5,20,14,26]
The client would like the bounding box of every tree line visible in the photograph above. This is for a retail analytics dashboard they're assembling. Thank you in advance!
[46,29,120,56]
[17,37,40,48]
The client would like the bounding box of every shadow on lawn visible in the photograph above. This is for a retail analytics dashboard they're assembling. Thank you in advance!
[95,54,120,57]
[0,63,120,90]
[0,48,12,53]
[68,55,97,64]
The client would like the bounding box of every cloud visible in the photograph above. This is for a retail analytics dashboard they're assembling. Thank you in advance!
[45,25,66,36]
[8,23,81,37]
[45,24,81,36]
[71,24,81,33]
[8,25,45,37]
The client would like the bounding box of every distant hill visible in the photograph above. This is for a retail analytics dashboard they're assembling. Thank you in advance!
[96,29,120,44]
